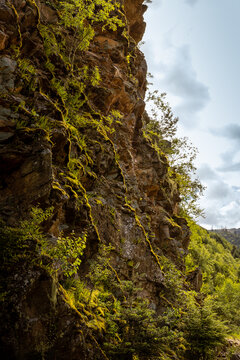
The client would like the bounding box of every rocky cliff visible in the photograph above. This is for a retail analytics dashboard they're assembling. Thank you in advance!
[0,1,190,359]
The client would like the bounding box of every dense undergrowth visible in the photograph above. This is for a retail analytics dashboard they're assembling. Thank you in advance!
[0,207,232,360]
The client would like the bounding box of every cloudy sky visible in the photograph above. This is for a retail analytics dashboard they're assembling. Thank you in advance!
[142,0,240,229]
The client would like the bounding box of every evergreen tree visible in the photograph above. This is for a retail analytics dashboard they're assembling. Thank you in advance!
[183,302,227,360]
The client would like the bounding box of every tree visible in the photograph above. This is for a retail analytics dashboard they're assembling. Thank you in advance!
[144,89,205,219]
[182,302,227,360]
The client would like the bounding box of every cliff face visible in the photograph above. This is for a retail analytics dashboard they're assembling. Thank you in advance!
[0,1,190,359]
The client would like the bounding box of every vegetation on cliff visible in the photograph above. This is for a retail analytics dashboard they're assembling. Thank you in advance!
[0,0,240,360]
[143,89,205,219]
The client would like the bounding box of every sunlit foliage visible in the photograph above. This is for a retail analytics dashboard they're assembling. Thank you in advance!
[186,221,240,335]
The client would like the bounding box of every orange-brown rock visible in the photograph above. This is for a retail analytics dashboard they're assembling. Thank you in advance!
[0,1,190,359]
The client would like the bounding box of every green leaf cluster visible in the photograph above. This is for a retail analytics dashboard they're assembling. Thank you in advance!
[0,207,86,278]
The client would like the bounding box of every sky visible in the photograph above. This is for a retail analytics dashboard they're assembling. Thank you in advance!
[142,0,240,229]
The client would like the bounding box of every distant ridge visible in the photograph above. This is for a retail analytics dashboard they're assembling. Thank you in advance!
[209,228,240,248]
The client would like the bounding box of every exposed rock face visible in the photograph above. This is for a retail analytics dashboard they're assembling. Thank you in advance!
[0,129,52,224]
[0,0,190,358]
[123,0,147,42]
[186,266,203,292]
[231,354,240,360]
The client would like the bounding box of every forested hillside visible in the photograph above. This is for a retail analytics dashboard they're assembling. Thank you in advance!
[210,228,240,249]
[187,223,240,333]
[0,1,240,359]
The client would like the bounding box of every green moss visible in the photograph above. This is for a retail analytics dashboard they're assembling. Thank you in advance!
[166,217,181,229]
[124,201,162,270]
[127,260,134,267]
[52,181,68,197]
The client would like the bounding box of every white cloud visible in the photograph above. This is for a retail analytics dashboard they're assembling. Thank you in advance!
[212,124,240,140]
[208,124,240,174]
[197,163,218,181]
[199,169,240,229]
[201,200,240,229]
[144,41,210,128]
[161,45,210,127]
[218,162,240,173]
[207,181,231,200]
